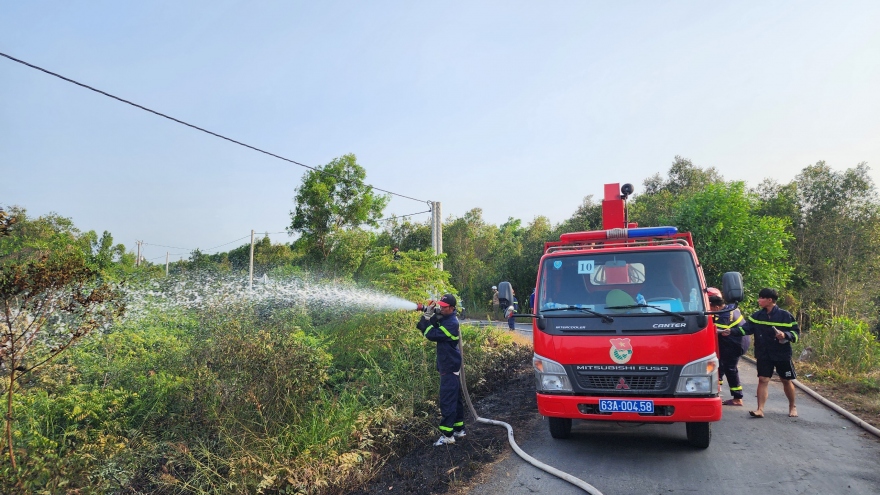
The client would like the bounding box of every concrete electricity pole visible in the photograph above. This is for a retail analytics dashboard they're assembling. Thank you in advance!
[249,229,255,290]
[165,252,169,276]
[136,240,142,267]
[431,201,443,270]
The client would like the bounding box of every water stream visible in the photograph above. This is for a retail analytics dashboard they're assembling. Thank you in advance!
[122,273,417,320]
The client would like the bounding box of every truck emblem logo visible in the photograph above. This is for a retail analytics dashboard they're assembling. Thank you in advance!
[616,377,630,390]
[609,338,633,364]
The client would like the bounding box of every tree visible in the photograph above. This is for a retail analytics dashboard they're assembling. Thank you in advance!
[554,196,602,235]
[0,209,15,238]
[786,162,880,325]
[374,216,431,252]
[289,154,390,265]
[0,247,124,469]
[633,156,724,228]
[325,228,374,280]
[359,247,452,302]
[669,182,793,300]
[443,209,498,313]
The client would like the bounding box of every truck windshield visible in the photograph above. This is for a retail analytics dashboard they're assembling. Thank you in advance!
[538,250,703,316]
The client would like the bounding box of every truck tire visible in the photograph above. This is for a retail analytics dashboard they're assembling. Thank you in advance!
[685,422,711,448]
[548,417,572,439]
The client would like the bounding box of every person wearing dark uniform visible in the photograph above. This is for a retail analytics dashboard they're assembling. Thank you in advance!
[708,287,746,406]
[739,288,800,418]
[416,294,466,446]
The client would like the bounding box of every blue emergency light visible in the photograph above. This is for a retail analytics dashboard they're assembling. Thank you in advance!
[626,226,678,238]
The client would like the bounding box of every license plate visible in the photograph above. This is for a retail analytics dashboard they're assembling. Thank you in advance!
[599,399,654,413]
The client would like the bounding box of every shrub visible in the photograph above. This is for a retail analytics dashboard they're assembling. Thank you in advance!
[796,316,880,375]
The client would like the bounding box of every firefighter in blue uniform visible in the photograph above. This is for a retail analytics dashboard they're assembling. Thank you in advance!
[708,287,746,406]
[738,288,800,418]
[417,294,466,445]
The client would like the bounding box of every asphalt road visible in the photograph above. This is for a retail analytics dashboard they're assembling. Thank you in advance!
[464,322,880,495]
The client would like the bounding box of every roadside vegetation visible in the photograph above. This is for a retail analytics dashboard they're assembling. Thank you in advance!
[3,154,880,492]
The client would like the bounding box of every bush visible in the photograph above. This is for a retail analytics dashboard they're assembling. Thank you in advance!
[796,316,880,375]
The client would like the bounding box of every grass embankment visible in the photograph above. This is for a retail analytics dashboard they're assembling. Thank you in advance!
[791,317,880,429]
[0,303,528,494]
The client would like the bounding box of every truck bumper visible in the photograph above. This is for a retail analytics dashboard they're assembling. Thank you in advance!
[536,393,722,423]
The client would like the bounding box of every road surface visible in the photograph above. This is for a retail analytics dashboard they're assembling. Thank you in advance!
[462,319,880,494]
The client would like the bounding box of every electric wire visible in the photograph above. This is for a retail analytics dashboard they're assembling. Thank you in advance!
[142,242,191,250]
[202,235,253,252]
[377,209,431,222]
[0,51,429,204]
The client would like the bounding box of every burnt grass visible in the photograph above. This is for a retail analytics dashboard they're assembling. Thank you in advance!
[348,343,538,495]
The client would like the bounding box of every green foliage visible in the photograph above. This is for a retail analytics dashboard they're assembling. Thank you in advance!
[789,162,880,325]
[796,317,880,375]
[374,216,432,252]
[289,154,390,265]
[325,228,374,280]
[667,181,793,300]
[2,385,136,494]
[358,247,451,302]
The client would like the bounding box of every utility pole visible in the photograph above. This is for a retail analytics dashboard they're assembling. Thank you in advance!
[136,240,142,267]
[249,229,255,290]
[431,202,443,270]
[165,252,169,276]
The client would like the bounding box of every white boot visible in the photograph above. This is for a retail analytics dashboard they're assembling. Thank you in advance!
[433,435,455,446]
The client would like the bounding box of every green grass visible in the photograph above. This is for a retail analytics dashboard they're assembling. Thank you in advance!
[2,301,525,494]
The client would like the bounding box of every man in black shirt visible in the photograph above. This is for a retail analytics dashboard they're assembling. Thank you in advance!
[739,288,800,418]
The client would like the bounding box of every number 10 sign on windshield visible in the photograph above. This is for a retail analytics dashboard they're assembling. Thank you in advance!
[578,260,595,274]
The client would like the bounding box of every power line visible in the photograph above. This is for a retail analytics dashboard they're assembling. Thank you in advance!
[0,51,430,204]
[142,242,191,250]
[203,235,253,252]
[378,209,432,222]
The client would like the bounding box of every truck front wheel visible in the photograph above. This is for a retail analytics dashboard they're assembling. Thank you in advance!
[685,422,711,448]
[548,417,572,439]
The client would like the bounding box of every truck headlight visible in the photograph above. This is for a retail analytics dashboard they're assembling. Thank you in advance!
[675,353,719,395]
[533,353,572,392]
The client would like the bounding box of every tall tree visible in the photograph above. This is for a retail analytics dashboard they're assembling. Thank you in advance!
[554,196,602,235]
[289,154,389,265]
[633,156,724,228]
[669,182,793,300]
[787,162,880,324]
[443,209,498,312]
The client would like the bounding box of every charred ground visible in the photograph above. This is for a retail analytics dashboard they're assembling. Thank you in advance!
[347,341,538,495]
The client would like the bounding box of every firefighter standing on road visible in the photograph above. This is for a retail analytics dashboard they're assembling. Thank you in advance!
[739,288,800,418]
[709,287,746,406]
[416,294,466,446]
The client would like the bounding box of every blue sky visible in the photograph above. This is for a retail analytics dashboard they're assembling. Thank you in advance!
[2,1,879,262]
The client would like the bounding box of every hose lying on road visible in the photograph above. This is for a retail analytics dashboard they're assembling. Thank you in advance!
[458,329,604,495]
[741,356,880,438]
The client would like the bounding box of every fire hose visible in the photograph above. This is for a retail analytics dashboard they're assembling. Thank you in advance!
[457,325,604,495]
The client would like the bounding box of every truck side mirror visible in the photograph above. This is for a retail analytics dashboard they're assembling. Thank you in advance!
[721,272,744,302]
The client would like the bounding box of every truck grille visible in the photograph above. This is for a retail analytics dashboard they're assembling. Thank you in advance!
[579,375,667,390]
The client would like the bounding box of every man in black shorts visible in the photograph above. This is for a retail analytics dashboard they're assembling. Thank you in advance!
[739,288,800,418]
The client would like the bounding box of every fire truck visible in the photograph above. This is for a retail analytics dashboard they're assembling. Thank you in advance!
[530,183,743,448]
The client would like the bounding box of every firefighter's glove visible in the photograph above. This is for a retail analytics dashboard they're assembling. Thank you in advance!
[422,302,436,320]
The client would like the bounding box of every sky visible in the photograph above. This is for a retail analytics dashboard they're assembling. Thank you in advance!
[2,1,879,262]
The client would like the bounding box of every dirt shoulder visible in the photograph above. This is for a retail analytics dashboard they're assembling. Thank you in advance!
[347,353,537,494]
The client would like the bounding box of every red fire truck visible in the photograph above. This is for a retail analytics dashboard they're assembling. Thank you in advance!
[530,182,743,448]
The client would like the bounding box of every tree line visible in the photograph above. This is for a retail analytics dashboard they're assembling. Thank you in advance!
[4,153,879,333]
